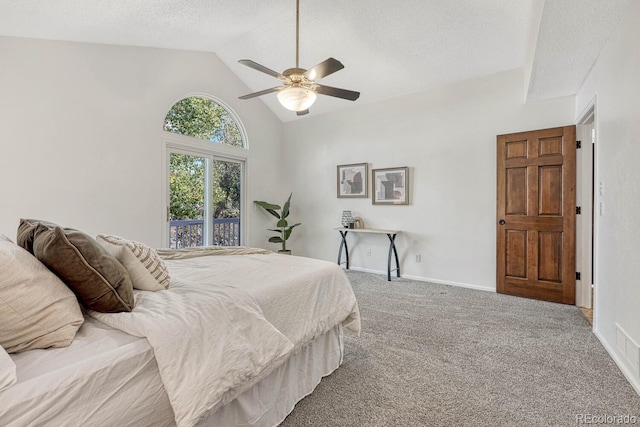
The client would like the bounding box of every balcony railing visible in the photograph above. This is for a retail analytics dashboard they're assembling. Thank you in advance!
[169,218,240,249]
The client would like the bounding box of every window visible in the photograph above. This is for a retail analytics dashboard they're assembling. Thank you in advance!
[162,96,247,248]
[163,97,244,147]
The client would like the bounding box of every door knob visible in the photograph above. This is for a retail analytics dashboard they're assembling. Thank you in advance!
[498,219,506,225]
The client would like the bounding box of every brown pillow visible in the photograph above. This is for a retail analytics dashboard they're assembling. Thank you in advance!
[16,218,59,254]
[32,225,134,313]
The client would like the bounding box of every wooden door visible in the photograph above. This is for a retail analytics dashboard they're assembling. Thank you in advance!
[496,126,576,304]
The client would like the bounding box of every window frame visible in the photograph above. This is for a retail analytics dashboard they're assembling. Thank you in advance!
[160,94,250,248]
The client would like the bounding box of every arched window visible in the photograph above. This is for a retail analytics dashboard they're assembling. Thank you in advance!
[163,97,245,148]
[162,96,247,248]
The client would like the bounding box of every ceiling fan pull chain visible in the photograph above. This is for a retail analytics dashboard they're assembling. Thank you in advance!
[295,0,300,69]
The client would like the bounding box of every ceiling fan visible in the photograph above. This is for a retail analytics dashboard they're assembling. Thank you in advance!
[238,0,360,116]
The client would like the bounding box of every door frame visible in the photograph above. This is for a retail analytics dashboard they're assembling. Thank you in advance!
[576,97,598,316]
[161,132,249,248]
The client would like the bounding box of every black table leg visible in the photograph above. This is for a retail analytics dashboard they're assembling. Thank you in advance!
[338,230,350,269]
[387,233,400,281]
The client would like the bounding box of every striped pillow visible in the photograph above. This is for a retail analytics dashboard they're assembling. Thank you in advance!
[96,235,170,291]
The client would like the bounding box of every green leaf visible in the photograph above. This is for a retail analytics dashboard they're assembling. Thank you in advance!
[254,201,282,219]
[283,223,301,240]
[254,201,281,210]
[268,228,284,234]
[268,236,284,243]
[265,209,280,219]
[282,193,292,219]
[277,218,288,228]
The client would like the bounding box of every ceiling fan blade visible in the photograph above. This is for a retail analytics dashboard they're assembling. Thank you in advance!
[296,109,309,116]
[315,84,360,101]
[238,59,284,79]
[238,87,282,100]
[304,57,344,81]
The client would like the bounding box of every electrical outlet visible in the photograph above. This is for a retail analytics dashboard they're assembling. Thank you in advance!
[366,248,372,256]
[415,254,422,263]
[628,343,640,374]
[616,324,640,374]
[616,327,627,354]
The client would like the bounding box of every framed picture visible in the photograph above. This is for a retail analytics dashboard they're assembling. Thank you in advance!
[337,163,368,198]
[372,167,409,205]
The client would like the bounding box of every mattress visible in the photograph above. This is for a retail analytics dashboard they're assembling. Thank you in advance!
[0,317,173,427]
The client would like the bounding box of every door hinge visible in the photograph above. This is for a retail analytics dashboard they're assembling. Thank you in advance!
[166,206,170,222]
[576,140,582,149]
[576,206,582,215]
[576,272,581,280]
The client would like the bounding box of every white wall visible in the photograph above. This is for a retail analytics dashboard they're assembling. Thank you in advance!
[576,1,640,393]
[284,68,575,290]
[0,36,284,248]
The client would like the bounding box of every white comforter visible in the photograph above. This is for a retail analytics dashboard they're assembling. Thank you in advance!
[91,252,360,427]
[164,253,361,345]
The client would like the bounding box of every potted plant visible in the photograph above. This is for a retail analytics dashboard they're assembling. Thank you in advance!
[254,193,301,254]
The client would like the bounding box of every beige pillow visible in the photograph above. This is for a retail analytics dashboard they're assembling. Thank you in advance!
[32,226,134,313]
[0,234,84,353]
[97,235,170,290]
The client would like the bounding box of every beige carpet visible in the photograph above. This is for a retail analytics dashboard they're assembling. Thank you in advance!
[280,271,640,427]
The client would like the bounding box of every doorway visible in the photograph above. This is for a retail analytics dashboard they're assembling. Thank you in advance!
[576,102,597,324]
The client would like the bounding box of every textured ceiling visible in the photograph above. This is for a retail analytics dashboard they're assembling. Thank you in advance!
[0,0,634,121]
[525,0,635,101]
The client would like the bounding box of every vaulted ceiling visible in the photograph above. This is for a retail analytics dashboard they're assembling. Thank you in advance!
[0,0,634,121]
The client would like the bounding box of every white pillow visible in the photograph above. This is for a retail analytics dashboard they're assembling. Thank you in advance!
[96,235,170,291]
[0,346,17,392]
[0,234,84,353]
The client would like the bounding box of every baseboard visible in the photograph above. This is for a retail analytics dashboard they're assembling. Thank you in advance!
[344,266,385,276]
[594,327,640,396]
[346,267,495,293]
[402,273,495,293]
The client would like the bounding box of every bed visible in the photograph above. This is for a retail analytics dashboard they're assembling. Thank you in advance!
[0,223,360,427]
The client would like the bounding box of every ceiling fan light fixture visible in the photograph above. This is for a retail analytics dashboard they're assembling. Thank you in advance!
[277,86,317,111]
[238,0,359,114]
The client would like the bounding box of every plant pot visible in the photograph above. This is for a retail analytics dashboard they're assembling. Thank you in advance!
[278,250,292,255]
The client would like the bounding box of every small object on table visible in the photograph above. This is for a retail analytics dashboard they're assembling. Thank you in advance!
[341,211,354,228]
[353,217,364,229]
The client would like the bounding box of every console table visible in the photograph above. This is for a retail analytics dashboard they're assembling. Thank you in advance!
[335,228,400,281]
